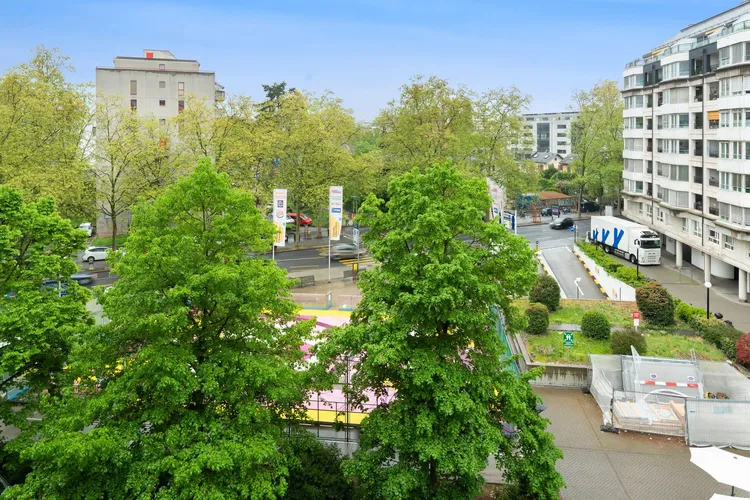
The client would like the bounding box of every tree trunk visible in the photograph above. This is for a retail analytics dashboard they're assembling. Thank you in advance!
[295,202,300,247]
[111,214,118,252]
[577,185,584,219]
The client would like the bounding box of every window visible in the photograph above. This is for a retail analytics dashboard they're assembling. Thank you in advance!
[720,47,730,67]
[159,99,166,107]
[720,111,730,128]
[159,81,166,89]
[677,165,689,182]
[178,100,184,112]
[159,63,166,71]
[557,124,567,129]
[732,43,744,65]
[734,142,743,160]
[178,82,185,96]
[732,76,743,96]
[724,234,735,250]
[656,208,664,223]
[159,118,166,125]
[130,99,137,111]
[733,109,744,127]
[679,139,689,155]
[679,114,689,128]
[732,173,743,192]
[130,80,137,95]
[682,218,688,232]
[708,229,720,244]
[720,142,730,159]
[557,133,566,138]
[720,172,730,190]
[693,220,702,237]
[720,202,730,221]
[720,78,731,97]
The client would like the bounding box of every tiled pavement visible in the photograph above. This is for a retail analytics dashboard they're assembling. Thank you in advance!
[536,387,749,500]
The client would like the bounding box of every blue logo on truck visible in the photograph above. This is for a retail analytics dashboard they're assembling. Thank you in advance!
[612,228,624,249]
[592,229,599,241]
[601,229,611,244]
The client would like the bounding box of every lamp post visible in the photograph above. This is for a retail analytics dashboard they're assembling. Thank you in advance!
[636,246,640,280]
[704,281,712,319]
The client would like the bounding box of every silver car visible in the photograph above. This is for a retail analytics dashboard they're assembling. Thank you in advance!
[330,243,366,261]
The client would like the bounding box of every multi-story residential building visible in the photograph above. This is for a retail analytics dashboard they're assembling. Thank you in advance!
[621,2,750,302]
[96,49,221,121]
[523,112,578,156]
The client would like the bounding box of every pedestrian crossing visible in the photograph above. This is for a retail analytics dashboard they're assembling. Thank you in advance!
[339,256,376,266]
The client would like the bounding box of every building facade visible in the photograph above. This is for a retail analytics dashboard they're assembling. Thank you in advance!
[621,2,750,301]
[96,49,220,122]
[523,111,578,156]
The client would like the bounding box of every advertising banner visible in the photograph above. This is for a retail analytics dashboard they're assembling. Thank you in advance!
[329,186,343,241]
[272,189,287,247]
[487,178,503,220]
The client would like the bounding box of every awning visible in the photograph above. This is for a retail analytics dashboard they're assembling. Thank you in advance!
[708,111,720,121]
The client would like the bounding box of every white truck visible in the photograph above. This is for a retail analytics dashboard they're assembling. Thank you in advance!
[588,216,661,265]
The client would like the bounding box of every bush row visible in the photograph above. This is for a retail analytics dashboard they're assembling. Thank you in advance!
[575,242,648,288]
[674,298,744,360]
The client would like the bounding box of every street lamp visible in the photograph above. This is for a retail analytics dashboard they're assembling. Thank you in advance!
[636,246,640,280]
[704,281,712,319]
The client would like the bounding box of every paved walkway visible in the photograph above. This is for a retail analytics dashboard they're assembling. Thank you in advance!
[536,387,749,499]
[619,253,750,332]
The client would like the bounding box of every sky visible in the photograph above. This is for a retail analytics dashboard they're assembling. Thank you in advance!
[0,0,742,120]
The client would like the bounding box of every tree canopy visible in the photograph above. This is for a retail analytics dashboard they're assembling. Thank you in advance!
[6,159,315,498]
[316,162,564,499]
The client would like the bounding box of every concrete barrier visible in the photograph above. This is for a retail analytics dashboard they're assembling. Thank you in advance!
[514,334,589,388]
[573,244,636,302]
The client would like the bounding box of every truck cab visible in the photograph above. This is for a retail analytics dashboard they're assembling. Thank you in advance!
[633,231,661,265]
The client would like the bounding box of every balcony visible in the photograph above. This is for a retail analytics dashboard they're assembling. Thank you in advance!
[694,202,703,211]
[694,176,703,184]
[709,177,719,187]
[647,188,653,197]
[709,120,719,129]
[709,150,719,159]
[647,166,653,174]
[709,206,719,216]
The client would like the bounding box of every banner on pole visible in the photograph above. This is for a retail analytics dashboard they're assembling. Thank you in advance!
[487,178,503,220]
[329,186,343,241]
[272,189,287,247]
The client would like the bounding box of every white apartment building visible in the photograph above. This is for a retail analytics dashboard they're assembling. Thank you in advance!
[523,112,578,157]
[621,2,750,301]
[96,49,221,122]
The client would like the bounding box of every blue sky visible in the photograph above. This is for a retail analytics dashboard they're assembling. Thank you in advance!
[0,0,740,120]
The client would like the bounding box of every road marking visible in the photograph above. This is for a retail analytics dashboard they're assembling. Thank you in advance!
[276,256,325,262]
[290,265,319,269]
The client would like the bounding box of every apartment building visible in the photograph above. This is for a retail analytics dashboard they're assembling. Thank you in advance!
[621,2,750,301]
[523,112,578,157]
[96,49,222,120]
[94,50,222,235]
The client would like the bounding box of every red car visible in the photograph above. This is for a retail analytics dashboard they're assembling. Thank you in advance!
[288,213,313,226]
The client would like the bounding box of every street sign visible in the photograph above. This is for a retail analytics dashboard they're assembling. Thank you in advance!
[632,312,641,319]
[535,240,539,245]
[633,311,641,329]
[569,226,575,232]
[353,228,360,246]
[563,332,574,347]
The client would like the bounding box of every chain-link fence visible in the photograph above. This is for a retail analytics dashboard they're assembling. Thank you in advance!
[686,399,750,449]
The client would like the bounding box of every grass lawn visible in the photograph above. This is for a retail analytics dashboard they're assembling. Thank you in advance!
[514,299,636,328]
[91,234,128,248]
[524,331,724,365]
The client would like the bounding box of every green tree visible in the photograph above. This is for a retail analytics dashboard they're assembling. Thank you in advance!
[570,81,623,215]
[0,46,95,221]
[7,160,314,498]
[0,186,91,427]
[316,163,564,499]
[471,87,539,200]
[283,429,353,500]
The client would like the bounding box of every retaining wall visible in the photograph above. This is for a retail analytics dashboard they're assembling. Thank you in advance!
[573,244,636,302]
[514,334,589,388]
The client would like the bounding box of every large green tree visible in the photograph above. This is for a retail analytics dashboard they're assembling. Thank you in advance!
[6,160,314,498]
[316,163,564,499]
[0,186,91,427]
[570,81,624,215]
[0,46,94,221]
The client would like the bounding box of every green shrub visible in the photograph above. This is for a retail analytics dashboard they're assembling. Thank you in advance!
[283,428,353,500]
[635,282,675,327]
[675,301,706,322]
[581,311,611,340]
[529,274,561,312]
[612,266,647,288]
[692,317,742,359]
[525,303,550,335]
[610,328,647,355]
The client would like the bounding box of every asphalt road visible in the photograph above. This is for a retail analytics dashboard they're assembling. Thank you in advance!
[517,218,591,251]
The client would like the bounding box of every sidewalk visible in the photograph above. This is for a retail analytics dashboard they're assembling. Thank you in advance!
[627,253,750,332]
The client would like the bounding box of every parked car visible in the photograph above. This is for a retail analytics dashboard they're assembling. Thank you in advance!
[541,208,553,217]
[550,217,574,230]
[330,243,366,261]
[70,272,95,286]
[288,213,313,226]
[580,201,600,213]
[78,222,93,237]
[81,246,108,263]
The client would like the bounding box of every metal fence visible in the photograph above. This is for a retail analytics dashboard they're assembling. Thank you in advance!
[613,389,687,437]
[590,355,622,424]
[686,399,750,449]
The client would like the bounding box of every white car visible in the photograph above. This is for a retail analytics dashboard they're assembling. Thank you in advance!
[78,222,93,237]
[81,246,108,263]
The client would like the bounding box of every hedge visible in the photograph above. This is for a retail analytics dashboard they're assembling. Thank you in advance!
[635,282,675,327]
[575,242,647,288]
[675,301,706,322]
[525,303,550,335]
[691,317,742,359]
[581,311,611,340]
[610,328,647,355]
[529,274,561,312]
[737,333,750,366]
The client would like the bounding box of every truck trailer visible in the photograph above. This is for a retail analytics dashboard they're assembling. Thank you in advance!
[588,216,661,265]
